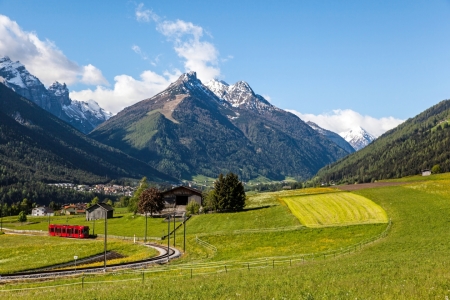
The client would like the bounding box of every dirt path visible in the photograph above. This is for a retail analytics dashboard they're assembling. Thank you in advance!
[334,182,408,191]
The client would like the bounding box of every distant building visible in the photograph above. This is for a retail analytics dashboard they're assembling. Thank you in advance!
[61,203,86,215]
[86,203,114,220]
[31,206,54,216]
[422,169,431,176]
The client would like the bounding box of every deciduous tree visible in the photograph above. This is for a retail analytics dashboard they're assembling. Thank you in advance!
[138,188,165,217]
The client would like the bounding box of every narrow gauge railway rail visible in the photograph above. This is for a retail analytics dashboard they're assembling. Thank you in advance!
[0,244,180,281]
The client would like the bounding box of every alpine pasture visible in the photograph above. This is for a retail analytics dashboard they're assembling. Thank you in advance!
[2,175,450,298]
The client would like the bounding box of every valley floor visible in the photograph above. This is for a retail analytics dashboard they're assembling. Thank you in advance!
[2,174,450,299]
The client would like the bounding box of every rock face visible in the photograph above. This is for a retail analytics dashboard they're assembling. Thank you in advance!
[90,72,349,181]
[306,121,355,154]
[339,127,376,151]
[0,56,112,134]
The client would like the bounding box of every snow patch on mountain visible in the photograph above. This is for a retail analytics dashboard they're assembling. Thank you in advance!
[339,127,376,151]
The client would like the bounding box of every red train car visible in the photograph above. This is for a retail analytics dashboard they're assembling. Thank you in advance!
[49,224,90,238]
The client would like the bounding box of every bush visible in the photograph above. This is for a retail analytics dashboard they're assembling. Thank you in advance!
[186,200,200,216]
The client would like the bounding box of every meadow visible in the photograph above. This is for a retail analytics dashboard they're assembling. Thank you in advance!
[0,235,158,274]
[281,191,388,227]
[3,177,450,298]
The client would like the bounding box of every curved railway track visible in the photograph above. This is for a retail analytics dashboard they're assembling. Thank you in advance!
[0,243,180,281]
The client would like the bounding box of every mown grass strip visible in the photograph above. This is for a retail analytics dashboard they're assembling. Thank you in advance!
[282,192,388,227]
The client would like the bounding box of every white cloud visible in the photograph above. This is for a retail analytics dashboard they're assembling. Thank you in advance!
[287,108,405,137]
[81,64,109,85]
[135,3,159,23]
[70,69,181,114]
[131,44,148,60]
[157,19,220,82]
[0,15,107,86]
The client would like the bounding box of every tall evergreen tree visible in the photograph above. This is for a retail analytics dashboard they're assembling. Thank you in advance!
[212,173,246,212]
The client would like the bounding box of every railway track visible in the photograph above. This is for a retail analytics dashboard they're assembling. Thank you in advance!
[0,243,180,281]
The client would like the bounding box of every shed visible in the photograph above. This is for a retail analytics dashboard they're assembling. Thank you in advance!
[422,169,431,176]
[161,186,202,207]
[86,203,114,221]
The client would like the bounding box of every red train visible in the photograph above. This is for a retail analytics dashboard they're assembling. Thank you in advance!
[48,224,90,238]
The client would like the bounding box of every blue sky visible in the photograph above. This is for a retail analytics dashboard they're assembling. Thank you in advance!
[1,0,450,136]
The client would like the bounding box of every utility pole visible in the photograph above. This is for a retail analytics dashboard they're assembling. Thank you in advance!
[104,212,107,270]
[183,212,186,253]
[144,212,148,243]
[173,211,176,247]
[167,214,170,261]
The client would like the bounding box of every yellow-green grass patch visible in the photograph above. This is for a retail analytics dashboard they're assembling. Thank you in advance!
[282,192,388,227]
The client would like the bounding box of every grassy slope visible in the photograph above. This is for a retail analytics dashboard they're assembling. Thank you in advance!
[5,181,450,298]
[0,235,158,274]
[2,214,183,238]
[282,192,388,227]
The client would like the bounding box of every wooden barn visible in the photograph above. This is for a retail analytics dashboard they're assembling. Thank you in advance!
[161,186,202,211]
[86,203,114,221]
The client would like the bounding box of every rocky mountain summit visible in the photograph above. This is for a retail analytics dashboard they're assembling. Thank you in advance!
[339,127,376,151]
[90,72,349,181]
[0,56,112,134]
[205,79,274,112]
[306,121,355,154]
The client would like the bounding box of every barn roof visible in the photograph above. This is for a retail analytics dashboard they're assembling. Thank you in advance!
[161,186,202,196]
[86,203,114,212]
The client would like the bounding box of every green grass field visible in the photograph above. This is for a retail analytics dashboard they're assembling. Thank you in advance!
[6,178,450,298]
[2,213,182,239]
[0,235,158,274]
[282,191,388,227]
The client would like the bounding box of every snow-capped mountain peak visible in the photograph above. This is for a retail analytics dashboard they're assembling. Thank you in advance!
[339,126,376,151]
[205,78,273,112]
[0,55,112,134]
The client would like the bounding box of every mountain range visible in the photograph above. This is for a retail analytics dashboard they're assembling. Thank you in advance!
[0,56,112,134]
[89,72,351,181]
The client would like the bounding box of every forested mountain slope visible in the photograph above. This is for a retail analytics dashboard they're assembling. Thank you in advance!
[0,82,174,195]
[316,99,450,183]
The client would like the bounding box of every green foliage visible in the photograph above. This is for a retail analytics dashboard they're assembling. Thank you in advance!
[138,187,164,216]
[317,99,450,183]
[128,177,148,214]
[212,173,246,212]
[186,200,200,216]
[17,211,27,223]
[431,164,441,174]
[91,197,99,205]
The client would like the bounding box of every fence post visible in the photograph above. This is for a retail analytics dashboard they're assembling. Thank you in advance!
[191,269,193,279]
[225,265,227,273]
[248,263,250,271]
[273,260,274,269]
[142,271,144,283]
[82,275,84,289]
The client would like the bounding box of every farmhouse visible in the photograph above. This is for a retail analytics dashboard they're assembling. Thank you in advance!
[31,206,54,216]
[86,203,114,220]
[161,186,202,213]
